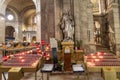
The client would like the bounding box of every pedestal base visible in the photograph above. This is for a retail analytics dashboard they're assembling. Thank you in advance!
[61,41,74,71]
[8,67,23,80]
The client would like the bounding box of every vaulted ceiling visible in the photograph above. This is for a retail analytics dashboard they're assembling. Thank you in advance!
[7,0,35,12]
[6,0,36,25]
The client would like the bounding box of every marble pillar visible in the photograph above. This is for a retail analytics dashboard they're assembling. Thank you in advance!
[0,14,5,42]
[87,1,96,52]
[79,0,88,44]
[36,12,41,42]
[18,19,23,42]
[35,0,41,42]
[112,2,120,52]
[41,0,55,42]
[74,0,80,40]
[54,0,63,40]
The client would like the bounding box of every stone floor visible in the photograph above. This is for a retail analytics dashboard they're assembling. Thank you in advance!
[2,71,105,80]
[21,71,104,80]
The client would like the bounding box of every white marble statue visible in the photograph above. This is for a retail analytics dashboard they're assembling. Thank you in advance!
[59,11,74,41]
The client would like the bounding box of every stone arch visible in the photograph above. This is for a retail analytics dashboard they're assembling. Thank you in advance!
[21,6,36,31]
[20,5,36,16]
[1,0,37,13]
[0,0,41,42]
[7,5,19,15]
[31,36,36,42]
[5,26,15,37]
[6,7,19,22]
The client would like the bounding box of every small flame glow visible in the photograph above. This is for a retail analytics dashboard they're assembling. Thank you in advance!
[92,56,96,58]
[99,56,103,58]
[19,56,23,59]
[21,59,25,62]
[94,59,100,62]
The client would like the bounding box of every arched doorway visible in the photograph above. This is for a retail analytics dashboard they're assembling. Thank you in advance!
[31,36,36,42]
[5,26,15,41]
[23,36,27,42]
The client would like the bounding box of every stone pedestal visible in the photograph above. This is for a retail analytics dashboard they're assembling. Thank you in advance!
[8,67,23,80]
[102,68,117,80]
[61,41,74,71]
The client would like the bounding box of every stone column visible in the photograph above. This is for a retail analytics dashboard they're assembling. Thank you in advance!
[112,2,120,51]
[41,0,55,42]
[0,0,11,42]
[14,22,19,41]
[0,14,5,42]
[35,0,41,42]
[87,2,94,43]
[87,1,96,52]
[79,0,88,44]
[54,0,62,40]
[74,0,80,40]
[36,12,41,42]
[18,19,23,42]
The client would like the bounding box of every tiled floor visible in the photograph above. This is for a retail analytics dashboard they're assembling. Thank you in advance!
[21,71,104,80]
[2,71,104,80]
[4,70,120,80]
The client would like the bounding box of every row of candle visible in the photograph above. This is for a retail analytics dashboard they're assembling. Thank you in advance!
[85,56,117,59]
[86,59,120,62]
[85,52,115,56]
[2,41,51,67]
[87,62,120,66]
[85,51,117,59]
[2,53,40,67]
[85,52,120,67]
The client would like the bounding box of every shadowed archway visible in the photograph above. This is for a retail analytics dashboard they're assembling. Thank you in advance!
[5,26,15,41]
